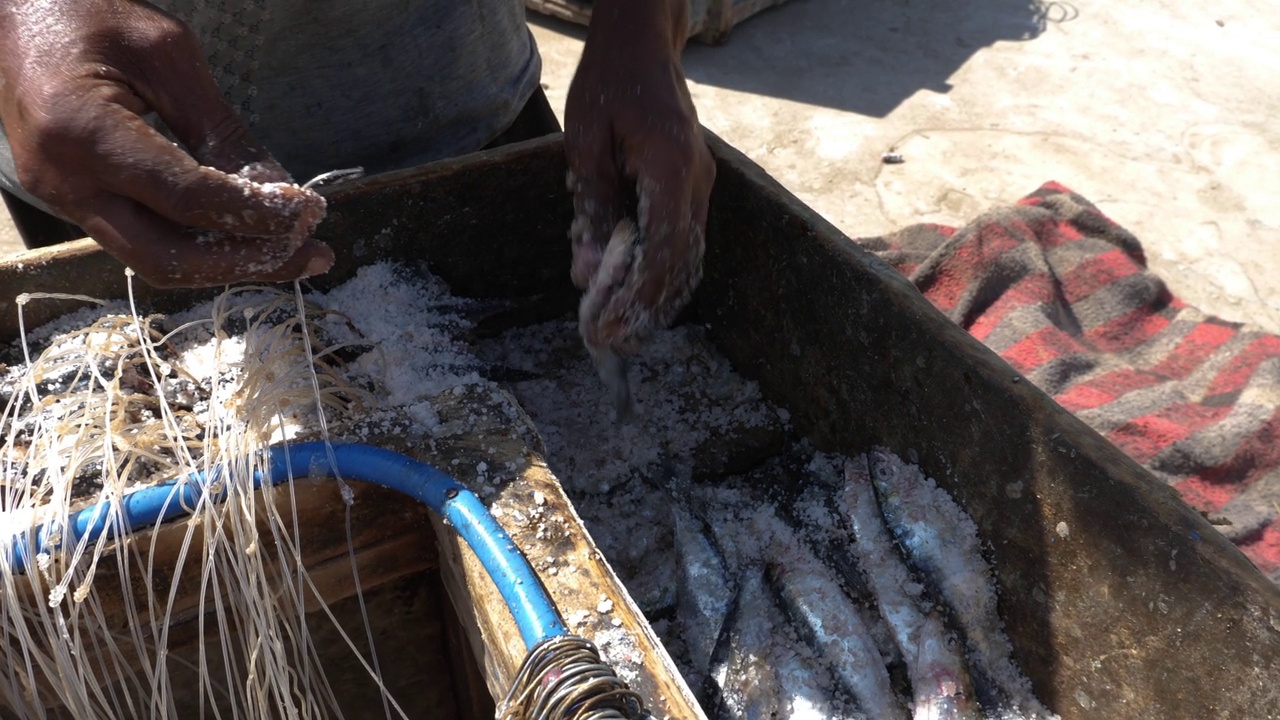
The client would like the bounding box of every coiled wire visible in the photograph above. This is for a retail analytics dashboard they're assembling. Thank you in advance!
[498,635,648,720]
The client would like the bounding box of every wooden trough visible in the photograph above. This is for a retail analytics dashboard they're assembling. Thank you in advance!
[0,131,1278,719]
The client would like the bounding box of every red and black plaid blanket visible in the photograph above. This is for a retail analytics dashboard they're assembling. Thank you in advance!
[858,182,1280,585]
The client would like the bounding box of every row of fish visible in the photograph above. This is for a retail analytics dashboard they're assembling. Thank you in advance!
[657,448,1056,720]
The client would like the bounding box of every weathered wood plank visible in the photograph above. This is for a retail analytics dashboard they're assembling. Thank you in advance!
[421,385,709,719]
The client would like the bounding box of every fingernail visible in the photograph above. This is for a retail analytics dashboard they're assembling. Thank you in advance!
[302,254,333,278]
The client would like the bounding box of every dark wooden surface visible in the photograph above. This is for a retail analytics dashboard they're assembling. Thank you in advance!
[696,133,1280,718]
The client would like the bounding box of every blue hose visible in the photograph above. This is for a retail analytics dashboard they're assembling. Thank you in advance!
[4,441,568,650]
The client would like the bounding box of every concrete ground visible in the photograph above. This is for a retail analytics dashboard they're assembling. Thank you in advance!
[2,0,1277,332]
[530,0,1280,333]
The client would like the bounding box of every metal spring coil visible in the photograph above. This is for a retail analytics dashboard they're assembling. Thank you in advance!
[498,635,648,720]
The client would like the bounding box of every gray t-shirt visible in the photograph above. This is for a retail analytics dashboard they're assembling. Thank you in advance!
[0,0,541,211]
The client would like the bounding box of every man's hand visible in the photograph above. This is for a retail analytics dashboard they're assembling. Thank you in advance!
[0,0,332,288]
[565,0,715,354]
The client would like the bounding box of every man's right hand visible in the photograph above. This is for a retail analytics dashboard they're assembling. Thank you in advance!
[0,0,332,288]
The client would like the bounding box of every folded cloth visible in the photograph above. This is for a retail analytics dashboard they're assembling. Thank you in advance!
[858,182,1280,585]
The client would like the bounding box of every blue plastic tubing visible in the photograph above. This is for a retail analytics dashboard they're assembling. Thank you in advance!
[4,441,569,650]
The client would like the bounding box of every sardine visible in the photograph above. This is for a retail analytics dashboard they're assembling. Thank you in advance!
[840,456,978,720]
[772,644,839,719]
[707,566,783,720]
[587,344,635,423]
[911,612,978,720]
[764,531,908,719]
[672,496,737,684]
[867,448,1052,718]
[579,219,642,423]
[777,479,901,669]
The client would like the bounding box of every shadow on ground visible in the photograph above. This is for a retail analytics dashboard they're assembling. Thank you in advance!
[530,0,1075,118]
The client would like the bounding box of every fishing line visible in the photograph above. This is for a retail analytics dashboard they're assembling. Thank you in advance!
[0,209,657,719]
[291,276,394,720]
[0,276,375,716]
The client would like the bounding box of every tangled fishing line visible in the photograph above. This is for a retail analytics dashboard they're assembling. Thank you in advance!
[0,270,402,718]
[0,214,652,719]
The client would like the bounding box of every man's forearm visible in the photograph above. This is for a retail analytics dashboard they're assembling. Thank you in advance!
[587,0,687,55]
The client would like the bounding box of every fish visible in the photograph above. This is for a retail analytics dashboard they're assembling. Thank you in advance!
[772,643,840,719]
[867,448,1053,718]
[672,491,737,685]
[706,566,783,720]
[762,518,909,720]
[578,220,642,423]
[774,472,902,669]
[840,456,978,720]
[910,612,978,720]
[587,344,635,424]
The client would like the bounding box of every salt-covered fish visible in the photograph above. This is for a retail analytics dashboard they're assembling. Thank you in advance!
[672,494,737,682]
[911,611,978,720]
[707,566,783,720]
[577,219,642,423]
[587,345,634,424]
[840,456,978,720]
[773,645,842,719]
[867,448,1053,718]
[763,525,908,720]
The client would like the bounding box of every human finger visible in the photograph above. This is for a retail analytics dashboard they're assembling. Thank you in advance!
[75,102,323,240]
[46,12,320,236]
[108,7,288,180]
[565,113,627,289]
[76,192,333,289]
[628,136,706,321]
[585,130,714,353]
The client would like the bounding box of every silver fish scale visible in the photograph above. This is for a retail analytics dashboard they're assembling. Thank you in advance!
[767,559,908,719]
[868,448,1052,718]
[673,503,736,679]
[709,568,782,720]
